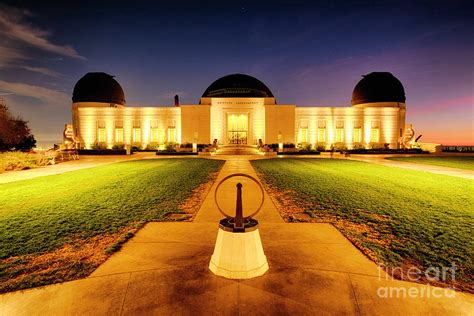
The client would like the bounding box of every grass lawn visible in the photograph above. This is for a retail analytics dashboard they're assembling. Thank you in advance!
[251,158,473,292]
[386,156,474,171]
[0,158,223,293]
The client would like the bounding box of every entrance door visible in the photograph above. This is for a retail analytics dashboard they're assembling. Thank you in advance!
[227,113,248,145]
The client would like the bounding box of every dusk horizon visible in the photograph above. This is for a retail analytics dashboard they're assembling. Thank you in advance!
[0,0,472,145]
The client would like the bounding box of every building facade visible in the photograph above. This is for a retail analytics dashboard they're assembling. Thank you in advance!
[69,72,411,150]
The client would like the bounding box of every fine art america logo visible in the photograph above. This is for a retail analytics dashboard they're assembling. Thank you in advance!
[377,264,457,298]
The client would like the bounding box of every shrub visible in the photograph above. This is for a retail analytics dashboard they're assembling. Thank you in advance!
[165,142,177,152]
[334,144,348,152]
[298,143,312,151]
[197,144,212,152]
[0,152,51,173]
[352,144,365,150]
[283,143,295,148]
[180,142,193,148]
[145,143,158,150]
[91,143,106,150]
[112,144,125,150]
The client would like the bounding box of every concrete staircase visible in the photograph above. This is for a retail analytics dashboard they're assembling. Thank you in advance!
[215,145,260,155]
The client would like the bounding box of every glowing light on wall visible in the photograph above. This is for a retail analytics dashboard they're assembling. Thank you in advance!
[364,117,371,146]
[115,128,124,143]
[73,101,404,150]
[142,118,150,147]
[298,128,308,143]
[168,127,176,142]
[133,128,141,142]
[335,128,344,143]
[345,120,354,149]
[150,128,159,142]
[353,128,361,143]
[370,128,380,143]
[317,128,326,143]
[98,128,106,143]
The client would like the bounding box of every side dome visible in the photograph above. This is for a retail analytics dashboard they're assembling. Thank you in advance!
[351,72,405,105]
[202,73,274,98]
[72,72,126,105]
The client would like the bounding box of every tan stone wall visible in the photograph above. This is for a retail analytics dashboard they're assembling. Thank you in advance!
[72,100,405,149]
[264,105,296,144]
[209,98,266,145]
[294,102,404,149]
[73,102,181,149]
[180,105,211,144]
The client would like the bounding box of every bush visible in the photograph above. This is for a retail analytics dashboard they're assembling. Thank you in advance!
[283,143,295,149]
[334,144,348,152]
[91,143,106,150]
[180,142,193,149]
[352,144,365,150]
[112,144,125,150]
[165,142,177,152]
[298,143,312,151]
[197,144,212,152]
[0,152,51,173]
[145,143,158,150]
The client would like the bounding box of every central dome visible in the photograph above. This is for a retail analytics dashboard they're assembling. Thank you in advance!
[73,72,126,105]
[202,74,274,98]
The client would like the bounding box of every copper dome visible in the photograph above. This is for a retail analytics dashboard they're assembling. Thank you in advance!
[202,74,274,98]
[72,72,126,105]
[351,72,405,105]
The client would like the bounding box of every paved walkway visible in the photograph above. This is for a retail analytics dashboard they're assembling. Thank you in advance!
[348,154,474,180]
[1,157,473,315]
[0,152,185,184]
[284,153,474,179]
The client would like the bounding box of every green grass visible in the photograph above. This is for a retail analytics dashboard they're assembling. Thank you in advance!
[0,158,223,292]
[251,158,474,290]
[386,156,474,171]
[0,158,223,258]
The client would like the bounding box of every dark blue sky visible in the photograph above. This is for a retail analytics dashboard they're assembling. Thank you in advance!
[0,0,472,144]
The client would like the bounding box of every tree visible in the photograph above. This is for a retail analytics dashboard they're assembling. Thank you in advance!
[0,100,36,151]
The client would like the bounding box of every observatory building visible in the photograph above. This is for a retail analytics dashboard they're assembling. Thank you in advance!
[69,72,411,150]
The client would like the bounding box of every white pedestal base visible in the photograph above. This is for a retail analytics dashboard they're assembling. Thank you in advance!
[209,228,269,279]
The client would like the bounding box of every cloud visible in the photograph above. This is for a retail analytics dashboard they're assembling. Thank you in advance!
[0,80,69,106]
[0,5,86,60]
[0,45,30,67]
[19,65,62,78]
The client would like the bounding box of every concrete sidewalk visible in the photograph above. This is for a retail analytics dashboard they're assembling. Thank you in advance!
[349,154,474,179]
[1,157,473,315]
[0,152,187,184]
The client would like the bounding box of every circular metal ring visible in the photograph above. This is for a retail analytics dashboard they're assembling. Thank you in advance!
[214,173,265,219]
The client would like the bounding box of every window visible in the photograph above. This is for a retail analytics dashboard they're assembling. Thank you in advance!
[353,128,361,143]
[317,128,326,142]
[133,128,141,142]
[150,128,159,142]
[98,128,106,143]
[335,128,344,142]
[115,128,123,143]
[299,128,308,143]
[370,128,380,143]
[168,127,176,142]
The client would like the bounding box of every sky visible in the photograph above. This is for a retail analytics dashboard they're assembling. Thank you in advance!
[0,0,472,145]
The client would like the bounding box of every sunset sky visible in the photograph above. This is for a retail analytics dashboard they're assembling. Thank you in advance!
[0,0,472,145]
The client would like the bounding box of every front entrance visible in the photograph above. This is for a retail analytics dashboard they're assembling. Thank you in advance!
[227,113,248,145]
